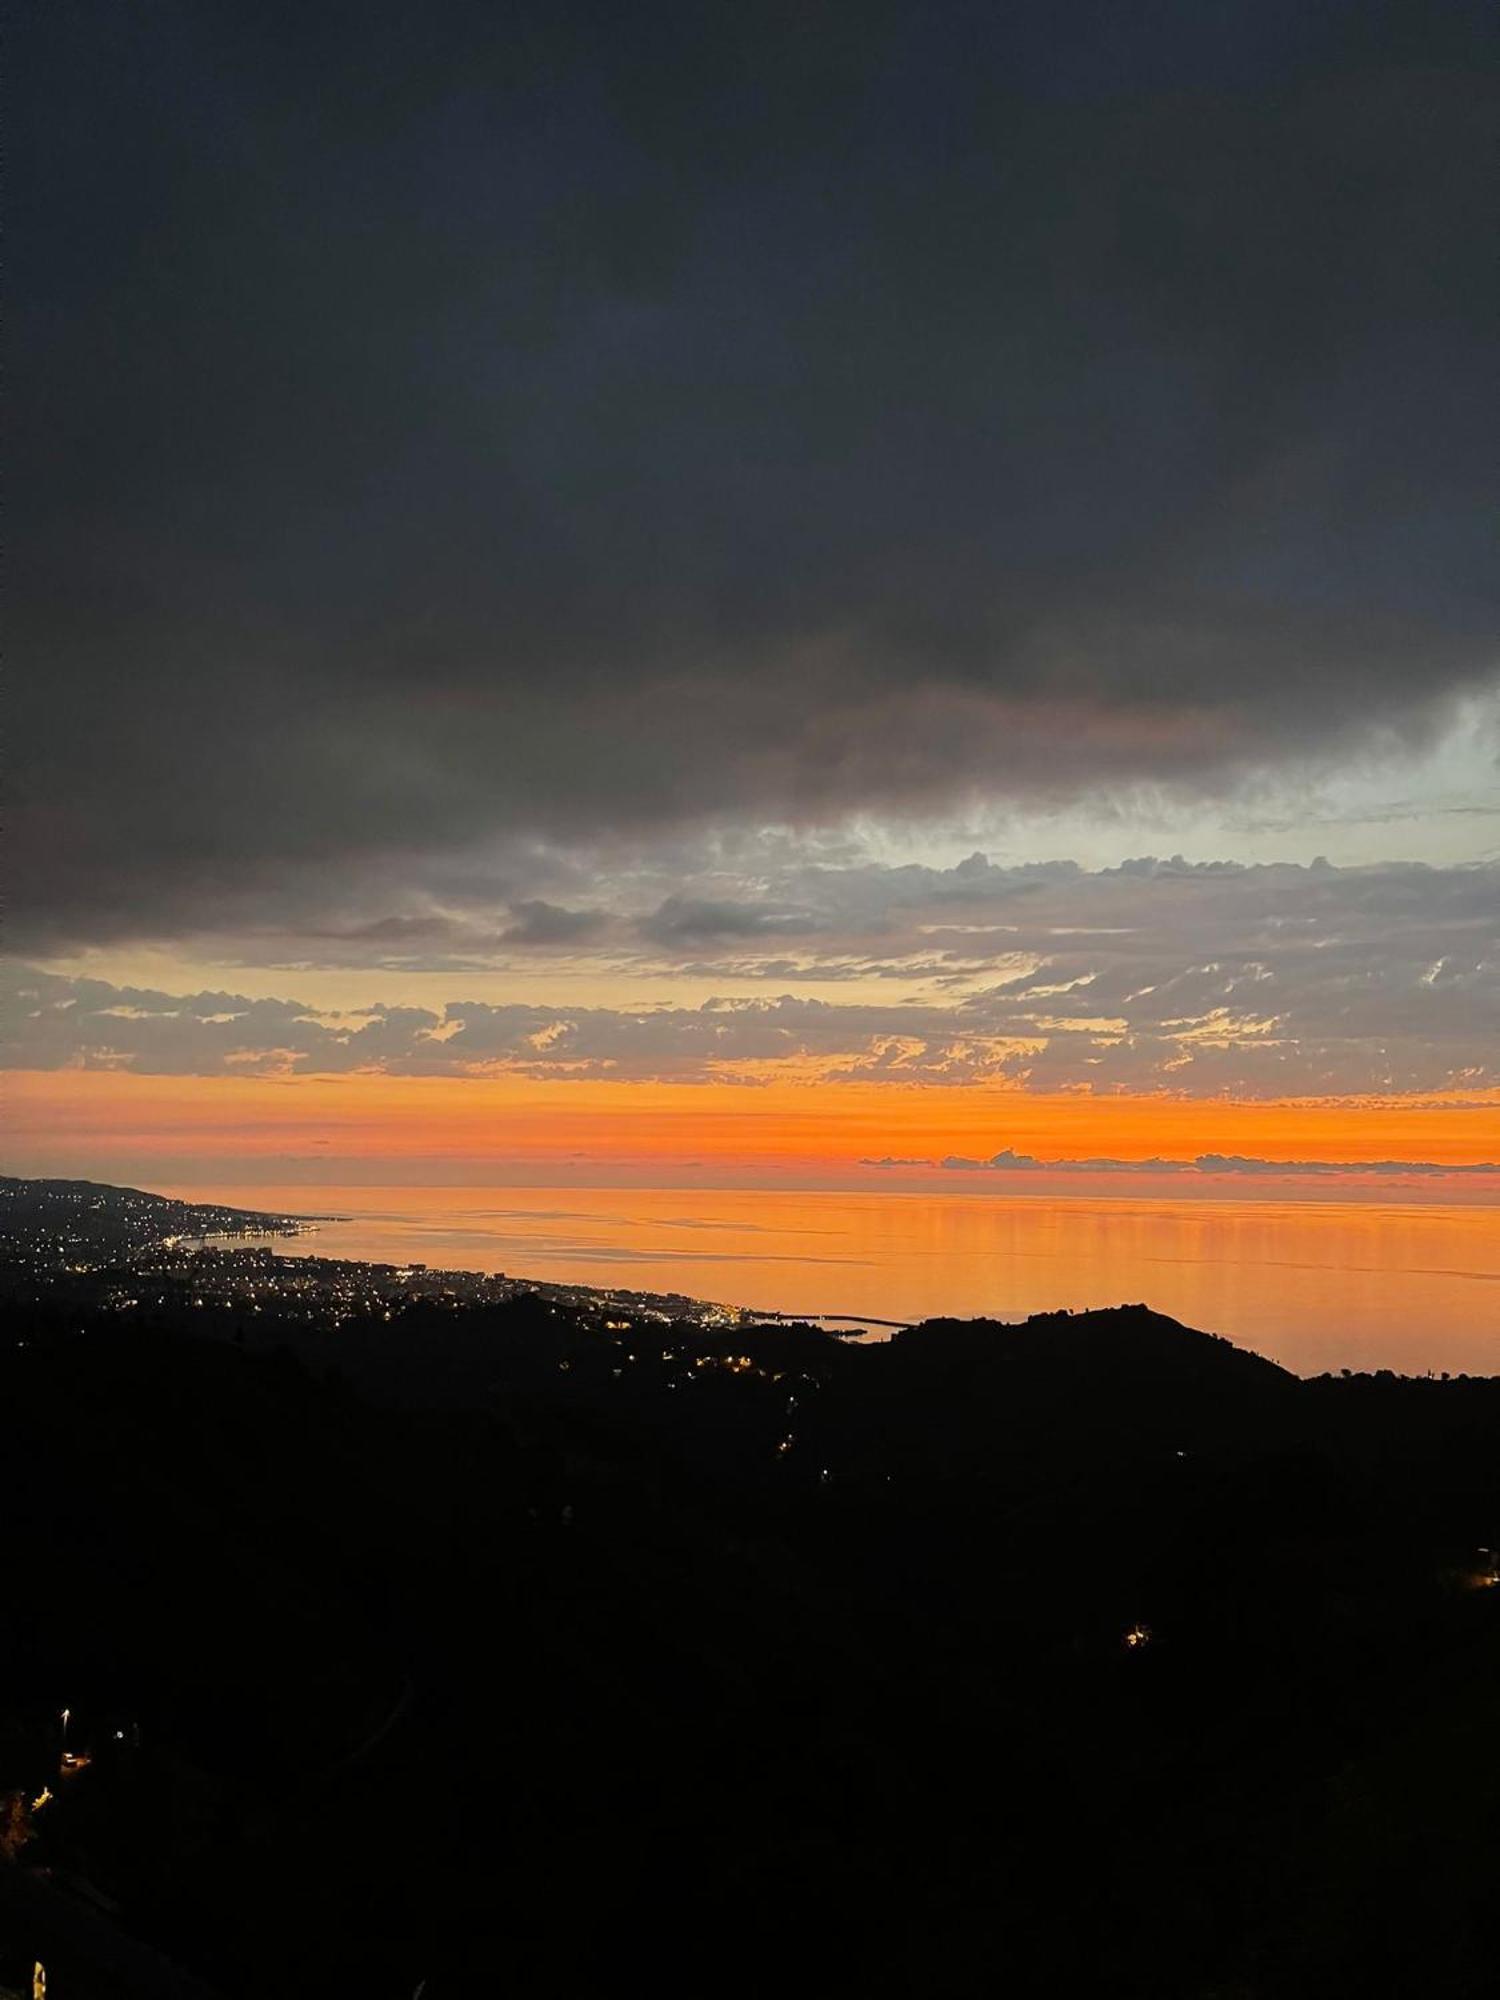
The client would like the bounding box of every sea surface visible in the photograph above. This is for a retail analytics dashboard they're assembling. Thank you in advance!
[167,1184,1500,1377]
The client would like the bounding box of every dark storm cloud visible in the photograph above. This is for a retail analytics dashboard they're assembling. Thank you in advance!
[500,900,612,947]
[13,0,1498,947]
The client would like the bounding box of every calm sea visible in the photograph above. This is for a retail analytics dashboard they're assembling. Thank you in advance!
[164,1184,1500,1378]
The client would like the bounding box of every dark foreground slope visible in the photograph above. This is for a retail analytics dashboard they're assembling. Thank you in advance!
[2,1291,1499,1999]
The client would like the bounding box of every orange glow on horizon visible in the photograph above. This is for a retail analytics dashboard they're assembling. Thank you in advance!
[7,1067,1498,1187]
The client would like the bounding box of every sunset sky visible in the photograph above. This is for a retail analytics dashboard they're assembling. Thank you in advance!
[10,0,1498,1194]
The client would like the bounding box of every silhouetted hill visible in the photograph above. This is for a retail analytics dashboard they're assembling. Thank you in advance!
[895,1301,1293,1388]
[873,1303,1297,1456]
[2,1257,1498,1997]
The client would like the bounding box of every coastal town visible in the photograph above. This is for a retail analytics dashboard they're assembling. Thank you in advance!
[0,1177,756,1335]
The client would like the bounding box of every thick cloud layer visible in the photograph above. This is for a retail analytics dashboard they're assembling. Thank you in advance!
[7,857,1497,1095]
[13,0,1498,948]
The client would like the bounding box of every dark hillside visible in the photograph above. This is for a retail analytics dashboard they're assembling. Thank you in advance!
[2,1280,1498,1997]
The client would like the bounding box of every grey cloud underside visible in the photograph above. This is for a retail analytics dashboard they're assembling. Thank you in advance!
[6,856,1498,1095]
[13,0,1499,949]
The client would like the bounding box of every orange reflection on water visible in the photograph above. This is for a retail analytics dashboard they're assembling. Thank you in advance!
[181,1184,1500,1379]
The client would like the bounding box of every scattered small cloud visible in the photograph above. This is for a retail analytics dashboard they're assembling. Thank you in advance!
[862,1150,1500,1179]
